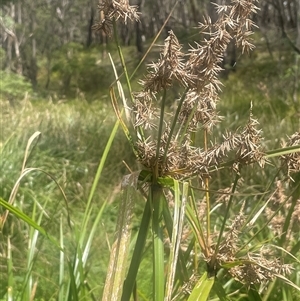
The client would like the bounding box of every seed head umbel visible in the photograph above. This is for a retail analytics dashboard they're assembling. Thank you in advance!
[93,0,140,36]
[141,31,190,93]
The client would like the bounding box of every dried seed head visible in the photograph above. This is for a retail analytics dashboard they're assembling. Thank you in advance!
[132,0,261,181]
[291,199,300,228]
[178,90,223,132]
[93,0,140,36]
[92,18,113,36]
[229,249,293,286]
[132,91,158,129]
[186,0,258,91]
[141,31,190,92]
[235,104,265,169]
[281,132,300,181]
[136,137,157,170]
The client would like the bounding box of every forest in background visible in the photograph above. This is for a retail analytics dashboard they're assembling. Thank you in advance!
[1,0,300,101]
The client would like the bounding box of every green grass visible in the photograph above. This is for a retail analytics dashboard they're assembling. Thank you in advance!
[1,25,300,301]
[0,97,137,300]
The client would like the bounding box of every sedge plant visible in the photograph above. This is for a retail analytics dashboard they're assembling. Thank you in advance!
[93,0,300,300]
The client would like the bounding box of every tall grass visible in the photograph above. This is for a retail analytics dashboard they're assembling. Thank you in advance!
[1,0,300,300]
[0,98,135,300]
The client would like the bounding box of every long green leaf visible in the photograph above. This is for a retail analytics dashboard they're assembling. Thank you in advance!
[162,191,189,284]
[121,196,151,301]
[265,145,300,158]
[211,279,230,301]
[0,197,61,249]
[187,272,215,301]
[85,118,120,217]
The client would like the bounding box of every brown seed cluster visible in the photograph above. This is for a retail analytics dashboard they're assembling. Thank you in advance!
[207,208,292,286]
[229,251,293,287]
[140,31,190,92]
[92,0,139,36]
[131,0,263,180]
[281,132,300,181]
[265,180,300,242]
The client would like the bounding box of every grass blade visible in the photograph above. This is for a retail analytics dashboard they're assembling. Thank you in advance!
[108,52,131,123]
[7,236,13,301]
[0,197,60,249]
[21,131,41,171]
[121,196,151,301]
[85,118,120,212]
[59,214,65,301]
[265,145,300,158]
[187,272,215,301]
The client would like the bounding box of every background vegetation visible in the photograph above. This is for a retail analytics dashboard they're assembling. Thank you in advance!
[0,0,300,300]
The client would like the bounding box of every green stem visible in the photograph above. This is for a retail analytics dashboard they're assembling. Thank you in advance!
[152,184,165,301]
[112,19,134,106]
[112,18,144,141]
[279,179,300,246]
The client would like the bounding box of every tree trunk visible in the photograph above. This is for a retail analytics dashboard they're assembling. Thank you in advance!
[0,15,22,74]
[86,7,94,47]
[297,0,300,48]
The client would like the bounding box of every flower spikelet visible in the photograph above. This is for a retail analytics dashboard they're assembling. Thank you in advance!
[141,30,189,92]
[132,91,158,129]
[281,132,300,181]
[186,0,258,91]
[207,131,241,167]
[93,0,139,36]
[229,249,293,286]
[136,137,157,169]
[235,104,265,169]
[178,90,222,132]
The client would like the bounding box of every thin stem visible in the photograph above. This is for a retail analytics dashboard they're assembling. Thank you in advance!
[162,87,189,165]
[178,94,200,145]
[112,19,134,105]
[112,18,145,141]
[203,129,211,248]
[130,0,180,80]
[155,89,167,176]
[214,173,240,256]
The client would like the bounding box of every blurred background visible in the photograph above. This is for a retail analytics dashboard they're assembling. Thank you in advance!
[0,0,299,101]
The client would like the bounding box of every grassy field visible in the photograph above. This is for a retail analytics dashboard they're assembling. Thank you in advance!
[1,10,300,301]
